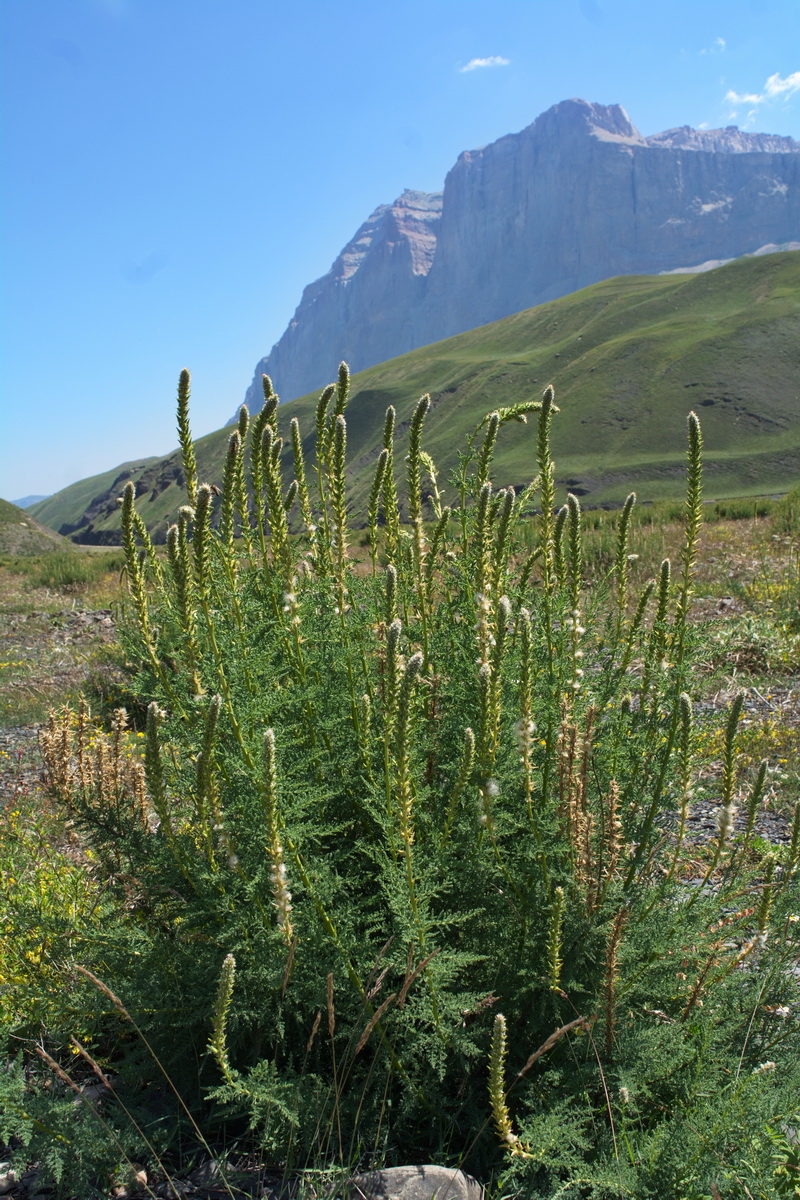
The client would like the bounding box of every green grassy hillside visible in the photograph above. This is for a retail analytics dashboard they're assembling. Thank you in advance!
[0,498,78,556]
[33,251,800,542]
[30,458,160,542]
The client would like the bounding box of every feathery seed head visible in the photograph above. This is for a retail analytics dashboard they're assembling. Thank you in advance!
[264,727,277,781]
[488,1013,528,1155]
[514,718,536,753]
[680,692,693,726]
[176,369,198,503]
[226,430,241,465]
[382,405,396,447]
[215,953,236,1016]
[384,563,398,617]
[477,412,501,487]
[196,482,213,511]
[209,952,236,1083]
[334,361,350,417]
[120,480,136,519]
[193,484,213,582]
[404,650,424,687]
[315,382,335,452]
[476,481,492,523]
[411,393,430,435]
[284,479,298,511]
[715,803,737,842]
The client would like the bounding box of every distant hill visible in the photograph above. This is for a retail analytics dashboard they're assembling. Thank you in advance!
[244,98,799,411]
[32,251,800,545]
[12,494,51,509]
[0,498,77,555]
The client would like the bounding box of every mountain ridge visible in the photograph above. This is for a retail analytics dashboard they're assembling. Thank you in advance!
[243,98,798,412]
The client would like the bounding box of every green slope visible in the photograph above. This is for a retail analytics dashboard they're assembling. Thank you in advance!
[33,251,800,542]
[30,457,160,542]
[0,498,77,555]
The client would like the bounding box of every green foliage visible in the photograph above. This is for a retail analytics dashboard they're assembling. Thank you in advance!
[0,1053,180,1198]
[21,367,800,1196]
[0,786,118,1043]
[32,551,126,590]
[0,549,126,592]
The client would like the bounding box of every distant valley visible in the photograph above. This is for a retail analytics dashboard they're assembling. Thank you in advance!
[29,251,800,544]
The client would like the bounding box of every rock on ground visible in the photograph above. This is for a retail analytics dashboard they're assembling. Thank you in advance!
[347,1165,483,1200]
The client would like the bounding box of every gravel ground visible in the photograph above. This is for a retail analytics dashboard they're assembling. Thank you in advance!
[0,724,45,809]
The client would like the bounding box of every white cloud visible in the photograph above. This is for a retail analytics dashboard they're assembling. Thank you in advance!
[700,36,726,55]
[725,70,800,110]
[460,56,510,73]
[764,70,800,98]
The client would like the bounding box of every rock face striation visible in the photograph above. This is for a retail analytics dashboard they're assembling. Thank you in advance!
[244,99,799,409]
[245,189,443,411]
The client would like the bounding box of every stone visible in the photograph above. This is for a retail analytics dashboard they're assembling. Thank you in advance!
[0,1164,19,1196]
[347,1164,484,1200]
[241,99,799,413]
[187,1159,230,1187]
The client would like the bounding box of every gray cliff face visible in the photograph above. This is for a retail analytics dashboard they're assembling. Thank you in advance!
[244,190,442,411]
[244,98,798,409]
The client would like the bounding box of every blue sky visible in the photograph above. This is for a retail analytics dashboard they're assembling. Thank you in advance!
[1,0,798,501]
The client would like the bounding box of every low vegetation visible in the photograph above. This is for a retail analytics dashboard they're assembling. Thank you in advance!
[2,367,799,1199]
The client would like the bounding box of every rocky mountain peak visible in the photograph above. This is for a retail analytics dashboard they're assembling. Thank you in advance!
[533,97,644,144]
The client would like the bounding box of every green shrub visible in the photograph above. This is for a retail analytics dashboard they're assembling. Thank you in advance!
[0,775,119,1044]
[31,368,800,1196]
